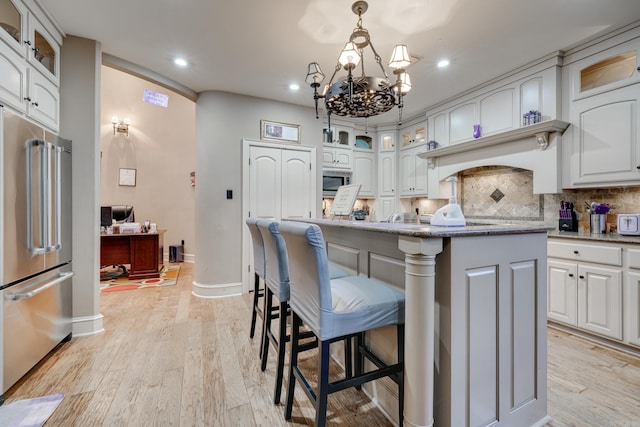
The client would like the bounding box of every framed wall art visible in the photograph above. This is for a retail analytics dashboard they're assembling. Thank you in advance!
[119,168,137,186]
[260,120,300,143]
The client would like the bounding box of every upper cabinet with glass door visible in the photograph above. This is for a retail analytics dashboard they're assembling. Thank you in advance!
[26,15,59,84]
[400,122,426,148]
[0,0,27,54]
[0,0,59,83]
[354,133,373,150]
[323,124,353,147]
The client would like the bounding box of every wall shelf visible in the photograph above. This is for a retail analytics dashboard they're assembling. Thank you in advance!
[417,120,571,161]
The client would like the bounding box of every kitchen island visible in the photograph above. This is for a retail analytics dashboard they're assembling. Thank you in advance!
[292,218,552,427]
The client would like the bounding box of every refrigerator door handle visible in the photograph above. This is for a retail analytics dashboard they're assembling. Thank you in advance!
[47,145,62,252]
[4,272,74,300]
[26,139,48,255]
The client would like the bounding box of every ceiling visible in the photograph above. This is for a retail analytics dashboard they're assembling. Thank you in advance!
[43,0,640,125]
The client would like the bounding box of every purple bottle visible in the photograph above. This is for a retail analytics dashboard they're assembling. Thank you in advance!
[473,124,481,139]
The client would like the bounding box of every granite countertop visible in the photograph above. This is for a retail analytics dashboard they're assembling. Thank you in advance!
[548,230,640,245]
[291,218,551,238]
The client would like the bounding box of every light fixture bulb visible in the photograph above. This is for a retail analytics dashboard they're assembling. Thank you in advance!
[398,72,412,94]
[338,42,361,68]
[111,116,118,124]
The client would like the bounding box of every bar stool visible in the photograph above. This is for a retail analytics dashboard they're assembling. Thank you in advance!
[245,217,267,356]
[257,219,351,405]
[256,219,291,404]
[278,221,405,427]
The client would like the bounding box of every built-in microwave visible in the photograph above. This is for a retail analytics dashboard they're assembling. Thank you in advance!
[322,169,351,197]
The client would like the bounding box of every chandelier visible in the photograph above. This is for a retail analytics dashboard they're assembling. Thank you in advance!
[305,1,412,125]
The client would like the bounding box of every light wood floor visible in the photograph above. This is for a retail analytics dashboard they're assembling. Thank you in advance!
[4,262,640,426]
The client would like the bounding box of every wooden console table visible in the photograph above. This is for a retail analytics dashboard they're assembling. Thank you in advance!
[100,231,165,279]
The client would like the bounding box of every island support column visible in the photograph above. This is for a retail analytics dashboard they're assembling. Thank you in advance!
[398,236,443,427]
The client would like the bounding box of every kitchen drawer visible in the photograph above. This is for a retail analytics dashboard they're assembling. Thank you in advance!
[547,240,622,266]
[628,248,640,270]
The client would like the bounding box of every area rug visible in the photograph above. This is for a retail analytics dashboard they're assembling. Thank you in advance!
[100,264,181,293]
[0,393,64,426]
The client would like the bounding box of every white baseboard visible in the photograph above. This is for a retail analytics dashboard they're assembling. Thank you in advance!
[191,280,242,298]
[72,313,105,336]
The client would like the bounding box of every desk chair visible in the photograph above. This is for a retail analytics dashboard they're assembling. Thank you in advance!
[278,221,405,427]
[257,219,351,405]
[245,217,267,356]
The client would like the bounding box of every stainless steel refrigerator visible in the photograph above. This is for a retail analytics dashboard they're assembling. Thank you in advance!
[0,106,73,403]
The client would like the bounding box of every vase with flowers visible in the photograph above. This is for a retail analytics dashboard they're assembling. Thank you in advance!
[586,202,612,233]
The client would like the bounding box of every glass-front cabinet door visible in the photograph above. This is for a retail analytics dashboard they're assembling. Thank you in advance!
[0,0,26,53]
[27,18,58,82]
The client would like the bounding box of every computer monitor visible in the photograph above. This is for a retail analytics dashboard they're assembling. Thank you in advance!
[100,206,113,227]
[112,205,135,223]
[100,205,134,227]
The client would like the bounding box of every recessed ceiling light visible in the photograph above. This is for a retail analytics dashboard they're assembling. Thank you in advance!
[174,58,188,67]
[437,59,450,68]
[289,83,300,91]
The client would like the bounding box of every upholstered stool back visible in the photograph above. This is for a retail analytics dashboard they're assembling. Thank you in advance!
[245,217,265,278]
[256,219,289,302]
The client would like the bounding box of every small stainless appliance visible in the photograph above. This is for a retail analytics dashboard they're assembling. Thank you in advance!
[322,169,351,197]
[0,106,73,403]
[618,213,640,235]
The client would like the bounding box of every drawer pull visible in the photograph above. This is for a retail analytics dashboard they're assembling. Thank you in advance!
[573,250,579,254]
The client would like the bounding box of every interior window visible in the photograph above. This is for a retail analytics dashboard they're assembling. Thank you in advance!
[580,51,636,92]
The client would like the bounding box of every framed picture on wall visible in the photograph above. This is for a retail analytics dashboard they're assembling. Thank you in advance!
[260,120,300,143]
[119,168,137,186]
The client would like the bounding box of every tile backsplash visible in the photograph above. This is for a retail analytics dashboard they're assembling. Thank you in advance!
[411,166,640,232]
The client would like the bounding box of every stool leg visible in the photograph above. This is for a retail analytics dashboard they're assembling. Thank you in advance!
[273,300,288,404]
[315,339,331,427]
[354,332,364,390]
[284,312,301,420]
[344,337,352,379]
[261,288,273,370]
[250,273,259,339]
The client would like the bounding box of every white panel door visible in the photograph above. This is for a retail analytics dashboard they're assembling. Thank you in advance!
[281,149,311,219]
[249,145,281,220]
[547,259,578,325]
[577,264,623,340]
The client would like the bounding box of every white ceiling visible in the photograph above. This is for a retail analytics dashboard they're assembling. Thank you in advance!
[43,0,640,125]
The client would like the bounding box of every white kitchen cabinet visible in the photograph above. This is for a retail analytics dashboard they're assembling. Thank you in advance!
[379,132,395,152]
[625,248,640,347]
[378,151,395,197]
[323,125,352,147]
[569,84,640,187]
[0,0,61,131]
[547,259,578,325]
[547,239,623,341]
[577,264,623,340]
[399,144,428,197]
[352,150,375,197]
[323,146,352,169]
[400,122,426,148]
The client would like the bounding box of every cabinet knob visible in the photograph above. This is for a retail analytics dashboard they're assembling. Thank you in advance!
[24,40,32,46]
[568,273,574,277]
[573,250,579,254]
[32,47,39,53]
[579,275,585,279]
[31,101,39,107]
[24,96,31,102]
[636,165,640,170]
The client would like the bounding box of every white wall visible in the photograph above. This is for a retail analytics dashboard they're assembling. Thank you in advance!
[100,66,196,258]
[194,91,323,291]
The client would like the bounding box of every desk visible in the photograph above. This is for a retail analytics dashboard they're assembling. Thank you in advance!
[100,231,165,280]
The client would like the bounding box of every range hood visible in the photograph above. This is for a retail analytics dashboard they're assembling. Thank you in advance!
[418,120,570,196]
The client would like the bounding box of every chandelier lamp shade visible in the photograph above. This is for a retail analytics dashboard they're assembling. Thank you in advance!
[306,1,412,125]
